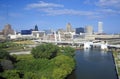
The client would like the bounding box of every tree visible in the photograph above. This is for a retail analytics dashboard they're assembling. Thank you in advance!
[51,55,75,79]
[61,46,75,57]
[0,49,10,59]
[24,72,40,79]
[0,49,17,63]
[0,70,20,79]
[15,55,75,79]
[0,63,4,72]
[31,43,60,59]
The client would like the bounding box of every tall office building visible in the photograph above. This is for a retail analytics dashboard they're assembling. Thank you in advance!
[85,26,93,35]
[98,22,103,33]
[2,24,14,36]
[66,23,72,32]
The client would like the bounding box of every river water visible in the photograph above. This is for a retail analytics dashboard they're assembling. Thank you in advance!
[67,49,118,79]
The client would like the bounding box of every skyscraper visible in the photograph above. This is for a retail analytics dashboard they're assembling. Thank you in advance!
[66,23,72,32]
[98,22,103,33]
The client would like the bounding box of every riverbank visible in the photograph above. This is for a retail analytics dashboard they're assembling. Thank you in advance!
[112,51,120,79]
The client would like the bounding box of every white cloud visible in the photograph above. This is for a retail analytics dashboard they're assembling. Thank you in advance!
[84,0,93,5]
[25,1,120,19]
[95,0,120,16]
[98,8,119,14]
[41,8,97,16]
[25,1,64,10]
[95,0,120,8]
[25,1,98,17]
[83,0,120,16]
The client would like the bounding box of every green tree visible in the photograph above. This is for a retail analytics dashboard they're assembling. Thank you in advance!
[61,46,75,57]
[0,49,10,59]
[0,49,17,63]
[0,70,20,79]
[51,55,75,79]
[0,63,4,72]
[31,43,60,59]
[15,59,49,72]
[52,68,67,79]
[24,72,40,79]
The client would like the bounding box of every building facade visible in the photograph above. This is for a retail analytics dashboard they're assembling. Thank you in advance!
[21,30,32,35]
[85,26,93,35]
[98,22,103,33]
[66,23,72,32]
[76,27,84,34]
[2,24,14,36]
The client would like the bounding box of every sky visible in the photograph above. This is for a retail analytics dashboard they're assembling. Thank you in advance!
[0,0,120,33]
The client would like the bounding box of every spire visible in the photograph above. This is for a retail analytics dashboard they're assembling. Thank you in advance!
[34,25,38,31]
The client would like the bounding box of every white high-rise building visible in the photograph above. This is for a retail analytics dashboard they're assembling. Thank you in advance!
[98,22,103,33]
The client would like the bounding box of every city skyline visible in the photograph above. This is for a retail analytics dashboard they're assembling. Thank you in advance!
[0,0,120,33]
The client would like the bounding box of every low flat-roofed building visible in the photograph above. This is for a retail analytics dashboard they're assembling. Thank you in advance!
[32,31,45,38]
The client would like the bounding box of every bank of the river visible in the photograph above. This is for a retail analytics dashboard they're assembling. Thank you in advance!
[113,51,120,79]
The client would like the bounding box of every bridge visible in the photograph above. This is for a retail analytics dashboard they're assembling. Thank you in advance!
[33,40,85,45]
[33,39,120,50]
[84,42,120,50]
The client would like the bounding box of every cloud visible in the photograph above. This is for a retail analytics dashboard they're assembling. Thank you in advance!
[25,1,98,17]
[83,0,120,15]
[95,0,120,15]
[84,0,93,5]
[97,8,119,14]
[25,1,64,10]
[25,1,120,19]
[95,0,120,8]
[41,8,97,16]
[84,0,120,8]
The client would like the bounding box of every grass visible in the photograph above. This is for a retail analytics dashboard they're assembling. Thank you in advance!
[113,51,120,76]
[13,54,34,61]
[14,40,35,45]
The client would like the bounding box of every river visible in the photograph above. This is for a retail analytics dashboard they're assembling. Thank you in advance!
[67,49,118,79]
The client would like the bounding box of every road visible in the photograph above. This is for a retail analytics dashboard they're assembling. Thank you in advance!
[10,51,31,55]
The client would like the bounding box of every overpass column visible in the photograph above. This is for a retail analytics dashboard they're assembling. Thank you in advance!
[58,31,61,42]
[54,31,57,42]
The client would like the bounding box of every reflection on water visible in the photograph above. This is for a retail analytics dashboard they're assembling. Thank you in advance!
[101,50,107,56]
[84,48,90,53]
[67,49,117,79]
[84,49,90,58]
